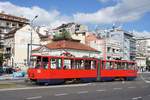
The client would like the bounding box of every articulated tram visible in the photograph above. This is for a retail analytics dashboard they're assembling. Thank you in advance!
[27,54,138,84]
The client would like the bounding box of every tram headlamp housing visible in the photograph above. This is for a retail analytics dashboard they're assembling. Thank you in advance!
[37,69,41,73]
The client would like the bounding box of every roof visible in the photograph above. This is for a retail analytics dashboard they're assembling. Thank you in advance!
[44,40,98,52]
[0,12,29,23]
[54,22,75,30]
[4,28,20,39]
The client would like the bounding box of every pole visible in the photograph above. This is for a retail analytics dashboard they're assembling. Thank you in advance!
[30,30,32,65]
[29,15,38,66]
[27,44,30,66]
[97,61,101,81]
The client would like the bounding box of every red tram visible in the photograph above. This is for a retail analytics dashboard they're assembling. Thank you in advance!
[27,55,138,84]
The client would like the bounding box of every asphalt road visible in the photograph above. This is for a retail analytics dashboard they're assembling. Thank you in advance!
[0,73,150,100]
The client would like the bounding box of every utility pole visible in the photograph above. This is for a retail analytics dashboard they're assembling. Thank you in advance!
[28,15,38,66]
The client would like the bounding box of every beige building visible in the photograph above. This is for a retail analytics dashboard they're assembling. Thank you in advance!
[4,25,40,67]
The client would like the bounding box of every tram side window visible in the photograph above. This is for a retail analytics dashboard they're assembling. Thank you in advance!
[117,62,122,69]
[50,58,62,69]
[42,57,49,69]
[91,61,96,69]
[128,63,135,70]
[35,57,42,68]
[74,60,84,69]
[122,62,128,69]
[114,62,122,69]
[105,62,113,69]
[64,59,72,69]
[84,60,91,69]
[102,61,105,69]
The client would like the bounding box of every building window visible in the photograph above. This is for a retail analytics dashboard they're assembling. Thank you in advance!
[6,22,10,26]
[12,23,16,27]
[19,24,23,27]
[112,48,115,53]
[107,47,111,52]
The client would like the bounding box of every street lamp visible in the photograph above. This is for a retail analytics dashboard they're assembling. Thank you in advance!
[29,15,38,65]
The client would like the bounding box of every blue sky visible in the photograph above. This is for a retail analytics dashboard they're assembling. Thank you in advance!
[0,0,150,36]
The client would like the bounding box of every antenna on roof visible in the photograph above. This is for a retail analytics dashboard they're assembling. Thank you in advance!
[0,11,5,13]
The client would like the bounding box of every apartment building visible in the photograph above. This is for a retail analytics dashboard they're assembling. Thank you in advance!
[86,27,136,61]
[85,33,122,60]
[109,28,136,61]
[4,25,40,67]
[0,12,29,50]
[53,22,88,44]
[136,37,150,68]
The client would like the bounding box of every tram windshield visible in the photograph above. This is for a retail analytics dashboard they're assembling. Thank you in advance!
[30,56,41,68]
[30,56,49,69]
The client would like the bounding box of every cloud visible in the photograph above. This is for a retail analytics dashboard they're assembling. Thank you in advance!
[74,0,150,24]
[98,0,111,3]
[1,0,150,28]
[133,30,150,37]
[0,1,71,27]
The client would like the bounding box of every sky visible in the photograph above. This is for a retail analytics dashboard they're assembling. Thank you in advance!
[0,0,150,36]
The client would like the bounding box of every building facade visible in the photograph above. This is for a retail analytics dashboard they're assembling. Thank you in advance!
[136,37,150,68]
[53,22,88,44]
[4,25,40,67]
[85,33,122,60]
[109,28,136,61]
[0,12,29,52]
[33,39,100,59]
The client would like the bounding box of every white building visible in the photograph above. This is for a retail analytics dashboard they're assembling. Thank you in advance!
[136,37,150,57]
[0,12,28,53]
[136,57,146,68]
[4,25,40,67]
[136,37,150,68]
[109,28,136,60]
[32,39,100,59]
[85,33,122,60]
[53,22,88,44]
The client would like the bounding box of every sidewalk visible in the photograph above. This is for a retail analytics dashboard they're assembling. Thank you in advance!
[137,71,150,74]
[0,74,27,80]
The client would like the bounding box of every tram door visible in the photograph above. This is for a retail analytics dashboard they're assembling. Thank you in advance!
[97,60,101,81]
[42,57,49,69]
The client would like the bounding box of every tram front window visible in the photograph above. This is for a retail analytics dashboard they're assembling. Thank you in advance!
[30,56,42,68]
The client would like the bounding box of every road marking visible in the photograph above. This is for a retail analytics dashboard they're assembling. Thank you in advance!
[122,81,125,84]
[128,86,136,89]
[96,89,106,92]
[142,86,148,88]
[26,96,42,100]
[132,96,142,100]
[77,91,89,94]
[0,83,89,92]
[54,93,68,96]
[140,74,150,83]
[113,88,122,90]
[148,94,150,96]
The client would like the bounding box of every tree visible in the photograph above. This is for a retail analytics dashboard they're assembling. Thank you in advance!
[53,28,72,40]
[146,57,150,71]
[0,53,3,66]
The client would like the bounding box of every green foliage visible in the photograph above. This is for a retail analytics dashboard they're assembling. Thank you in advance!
[0,53,3,66]
[53,28,72,40]
[146,57,150,67]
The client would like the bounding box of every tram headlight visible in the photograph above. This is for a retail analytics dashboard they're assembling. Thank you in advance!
[37,69,41,73]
